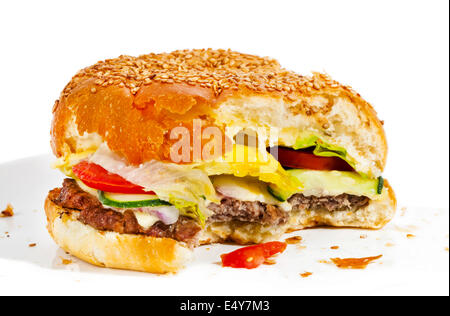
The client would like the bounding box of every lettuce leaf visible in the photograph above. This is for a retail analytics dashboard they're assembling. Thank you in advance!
[293,134,363,176]
[169,196,206,226]
[198,144,301,194]
[89,145,216,225]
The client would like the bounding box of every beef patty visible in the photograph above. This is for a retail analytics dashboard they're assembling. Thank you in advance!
[49,179,201,244]
[49,179,370,243]
[207,198,289,225]
[288,193,370,213]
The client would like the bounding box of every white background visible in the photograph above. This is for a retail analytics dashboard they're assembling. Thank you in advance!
[1,0,448,208]
[0,0,448,297]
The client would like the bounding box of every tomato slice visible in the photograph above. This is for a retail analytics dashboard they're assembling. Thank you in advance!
[72,161,152,194]
[220,241,287,269]
[273,147,354,171]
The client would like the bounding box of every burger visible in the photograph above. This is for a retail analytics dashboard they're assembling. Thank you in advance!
[45,49,396,273]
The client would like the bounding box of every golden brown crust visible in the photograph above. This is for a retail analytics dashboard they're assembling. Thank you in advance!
[45,197,192,273]
[52,49,388,171]
[51,79,221,164]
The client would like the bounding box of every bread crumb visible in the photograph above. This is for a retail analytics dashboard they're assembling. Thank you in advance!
[445,247,449,252]
[263,259,277,265]
[330,246,339,250]
[385,242,395,247]
[28,243,37,248]
[406,234,416,239]
[297,245,307,250]
[360,235,367,239]
[300,272,312,278]
[285,236,302,244]
[0,204,14,217]
[61,257,73,265]
[400,207,407,216]
[330,255,383,269]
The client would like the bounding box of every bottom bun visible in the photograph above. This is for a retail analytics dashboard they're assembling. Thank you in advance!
[44,198,192,274]
[45,180,396,273]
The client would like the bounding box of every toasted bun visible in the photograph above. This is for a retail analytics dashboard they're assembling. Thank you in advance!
[52,49,387,177]
[45,181,395,273]
[44,197,192,274]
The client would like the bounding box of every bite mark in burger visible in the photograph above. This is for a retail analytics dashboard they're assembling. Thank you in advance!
[45,49,396,273]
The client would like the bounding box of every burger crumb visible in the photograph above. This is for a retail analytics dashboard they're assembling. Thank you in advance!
[330,255,383,269]
[285,236,302,244]
[400,207,407,216]
[300,272,312,278]
[0,204,14,217]
[385,242,395,247]
[360,235,367,239]
[330,246,339,250]
[263,259,277,265]
[61,257,73,265]
[406,234,416,239]
[28,243,37,248]
[297,245,307,250]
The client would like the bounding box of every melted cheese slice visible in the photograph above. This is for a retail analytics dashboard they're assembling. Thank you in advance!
[211,175,292,212]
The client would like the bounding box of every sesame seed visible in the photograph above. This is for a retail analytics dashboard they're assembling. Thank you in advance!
[57,49,382,122]
[60,49,353,100]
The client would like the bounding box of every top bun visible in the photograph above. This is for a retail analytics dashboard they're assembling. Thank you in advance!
[51,49,387,177]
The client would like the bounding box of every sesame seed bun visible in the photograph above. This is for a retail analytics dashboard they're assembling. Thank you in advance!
[51,49,387,177]
[44,180,395,273]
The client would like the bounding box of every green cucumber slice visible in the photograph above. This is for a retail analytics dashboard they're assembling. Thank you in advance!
[377,176,384,194]
[267,185,287,202]
[268,169,383,201]
[98,191,171,208]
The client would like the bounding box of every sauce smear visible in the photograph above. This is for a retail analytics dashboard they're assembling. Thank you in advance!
[330,255,382,269]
